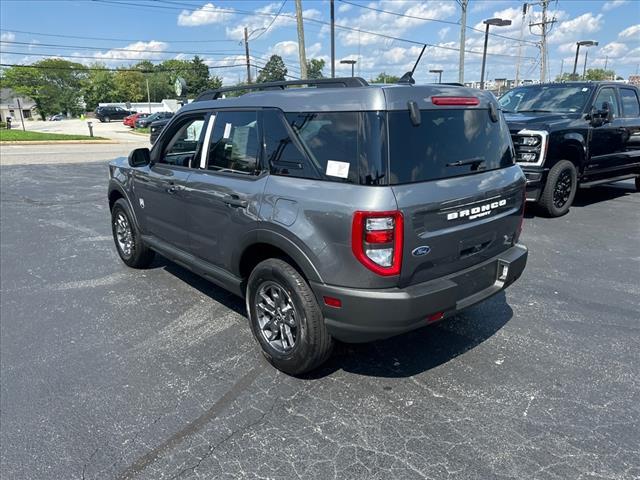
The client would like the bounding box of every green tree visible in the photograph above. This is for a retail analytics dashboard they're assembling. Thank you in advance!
[585,68,615,81]
[256,55,287,83]
[370,72,400,84]
[82,64,116,110]
[207,75,222,90]
[306,58,325,79]
[113,68,145,102]
[2,58,87,119]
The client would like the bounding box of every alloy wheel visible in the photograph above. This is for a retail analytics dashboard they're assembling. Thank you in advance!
[115,212,134,258]
[255,281,298,353]
[553,169,573,209]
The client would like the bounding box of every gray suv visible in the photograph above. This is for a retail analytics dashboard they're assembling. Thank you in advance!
[108,78,528,375]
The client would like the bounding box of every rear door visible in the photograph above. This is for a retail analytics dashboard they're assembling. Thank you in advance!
[185,109,267,271]
[387,105,525,288]
[617,87,640,172]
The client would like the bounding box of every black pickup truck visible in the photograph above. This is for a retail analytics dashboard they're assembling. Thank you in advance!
[499,82,640,216]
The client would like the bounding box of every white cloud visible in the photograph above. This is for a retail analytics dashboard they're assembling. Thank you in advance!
[438,27,450,40]
[337,3,351,13]
[619,24,640,39]
[337,0,456,47]
[1,31,15,42]
[271,40,299,58]
[94,41,168,61]
[602,0,628,12]
[600,41,628,58]
[225,3,321,41]
[548,13,603,44]
[177,2,233,27]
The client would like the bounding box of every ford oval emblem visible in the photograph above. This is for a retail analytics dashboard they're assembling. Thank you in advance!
[412,246,431,257]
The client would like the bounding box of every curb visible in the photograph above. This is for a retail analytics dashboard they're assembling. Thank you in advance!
[0,140,117,145]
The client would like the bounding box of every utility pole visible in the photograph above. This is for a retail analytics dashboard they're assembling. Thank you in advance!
[559,58,564,79]
[330,0,335,78]
[529,0,555,83]
[457,0,468,84]
[244,27,252,83]
[294,0,308,79]
[146,77,151,114]
[15,97,26,131]
[515,3,528,86]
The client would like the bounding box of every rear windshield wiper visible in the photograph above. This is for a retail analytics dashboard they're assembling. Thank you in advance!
[446,157,485,168]
[516,109,552,113]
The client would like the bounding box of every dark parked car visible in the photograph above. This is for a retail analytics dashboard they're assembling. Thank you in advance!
[135,111,173,129]
[95,106,134,123]
[500,82,640,216]
[108,78,527,375]
[149,118,170,144]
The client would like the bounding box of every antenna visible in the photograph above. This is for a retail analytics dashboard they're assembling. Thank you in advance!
[398,44,427,84]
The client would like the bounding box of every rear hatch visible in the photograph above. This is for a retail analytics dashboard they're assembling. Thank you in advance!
[387,97,525,287]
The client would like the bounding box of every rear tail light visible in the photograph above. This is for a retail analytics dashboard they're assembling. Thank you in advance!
[352,211,403,276]
[431,96,480,106]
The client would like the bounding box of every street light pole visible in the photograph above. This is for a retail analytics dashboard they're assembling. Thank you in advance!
[340,59,356,77]
[572,40,598,80]
[583,49,589,79]
[429,69,443,83]
[480,18,512,90]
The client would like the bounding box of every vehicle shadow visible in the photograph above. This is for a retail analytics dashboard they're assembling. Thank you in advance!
[150,255,513,380]
[572,182,636,208]
[307,292,513,379]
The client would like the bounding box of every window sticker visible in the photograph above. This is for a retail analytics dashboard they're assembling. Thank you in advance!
[326,160,350,178]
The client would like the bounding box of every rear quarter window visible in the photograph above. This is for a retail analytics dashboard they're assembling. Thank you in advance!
[388,109,514,184]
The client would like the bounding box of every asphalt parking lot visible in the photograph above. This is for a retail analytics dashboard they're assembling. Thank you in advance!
[1,157,638,479]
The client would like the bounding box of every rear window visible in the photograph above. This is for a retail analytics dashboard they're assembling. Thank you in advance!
[388,109,514,184]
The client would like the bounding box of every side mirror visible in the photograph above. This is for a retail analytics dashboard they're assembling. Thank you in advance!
[600,101,613,123]
[128,147,150,167]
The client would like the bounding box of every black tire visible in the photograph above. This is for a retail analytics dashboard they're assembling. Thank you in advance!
[539,160,577,217]
[99,118,105,123]
[635,176,640,191]
[246,258,333,375]
[111,198,154,268]
[104,116,110,123]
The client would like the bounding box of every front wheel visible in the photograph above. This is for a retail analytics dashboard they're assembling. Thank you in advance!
[246,258,333,376]
[111,199,154,268]
[104,116,110,123]
[539,160,577,217]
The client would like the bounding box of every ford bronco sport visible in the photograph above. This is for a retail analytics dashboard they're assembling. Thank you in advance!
[500,82,640,216]
[108,77,528,375]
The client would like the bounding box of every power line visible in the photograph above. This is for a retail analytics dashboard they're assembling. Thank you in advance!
[337,0,539,46]
[0,62,247,72]
[92,0,536,60]
[1,40,244,56]
[0,28,237,43]
[246,0,287,41]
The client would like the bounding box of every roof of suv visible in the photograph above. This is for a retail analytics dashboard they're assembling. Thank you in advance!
[180,82,496,114]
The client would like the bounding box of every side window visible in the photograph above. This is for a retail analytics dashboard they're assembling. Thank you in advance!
[594,88,619,118]
[285,111,359,183]
[158,115,206,167]
[262,109,318,179]
[620,89,640,118]
[206,111,259,174]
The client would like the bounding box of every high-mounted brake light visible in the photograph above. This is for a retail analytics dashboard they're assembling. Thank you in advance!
[352,211,403,276]
[431,96,480,106]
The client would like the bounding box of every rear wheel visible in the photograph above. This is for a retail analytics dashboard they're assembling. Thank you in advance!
[539,160,577,217]
[111,198,154,268]
[246,258,333,375]
[104,116,110,123]
[635,176,640,191]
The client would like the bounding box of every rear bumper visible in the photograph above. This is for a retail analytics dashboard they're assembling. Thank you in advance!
[310,244,528,343]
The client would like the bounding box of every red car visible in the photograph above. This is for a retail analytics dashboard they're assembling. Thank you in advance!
[123,112,149,128]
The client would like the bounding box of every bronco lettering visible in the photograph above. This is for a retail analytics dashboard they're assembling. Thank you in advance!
[447,199,507,221]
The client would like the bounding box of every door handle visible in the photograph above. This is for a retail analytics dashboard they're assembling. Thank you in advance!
[224,195,248,208]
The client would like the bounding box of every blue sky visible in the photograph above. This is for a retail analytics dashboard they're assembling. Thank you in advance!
[1,0,639,85]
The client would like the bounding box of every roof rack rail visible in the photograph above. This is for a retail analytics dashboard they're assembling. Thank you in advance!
[194,77,369,102]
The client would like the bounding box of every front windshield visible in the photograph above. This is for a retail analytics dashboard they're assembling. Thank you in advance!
[499,85,594,113]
